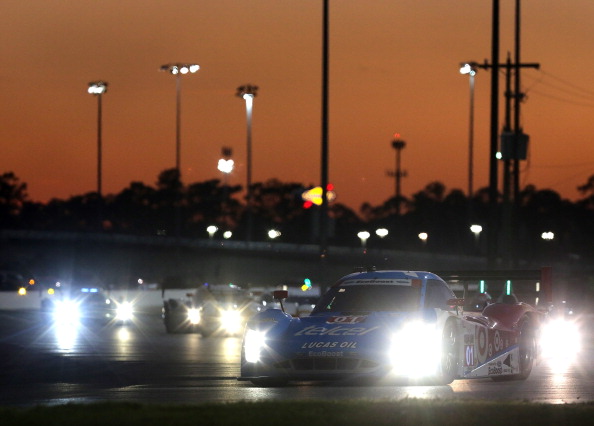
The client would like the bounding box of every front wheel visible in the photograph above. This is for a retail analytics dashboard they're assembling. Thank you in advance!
[516,319,536,379]
[437,320,459,385]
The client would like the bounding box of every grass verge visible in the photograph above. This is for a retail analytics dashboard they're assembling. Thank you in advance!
[2,399,594,426]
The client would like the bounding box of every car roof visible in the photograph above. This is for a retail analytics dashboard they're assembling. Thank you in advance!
[333,270,445,288]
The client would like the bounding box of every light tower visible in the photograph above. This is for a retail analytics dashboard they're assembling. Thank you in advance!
[236,84,258,243]
[87,81,108,195]
[159,63,200,174]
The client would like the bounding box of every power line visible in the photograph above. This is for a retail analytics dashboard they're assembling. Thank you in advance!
[523,69,594,106]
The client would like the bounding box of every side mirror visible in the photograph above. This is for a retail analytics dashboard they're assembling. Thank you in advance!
[273,290,289,313]
[273,290,289,300]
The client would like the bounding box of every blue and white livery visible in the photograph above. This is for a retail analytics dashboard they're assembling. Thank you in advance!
[240,269,544,386]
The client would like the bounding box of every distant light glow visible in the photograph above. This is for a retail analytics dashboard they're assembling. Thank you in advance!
[160,63,200,75]
[218,158,234,174]
[375,228,389,238]
[88,81,108,95]
[357,231,370,241]
[302,185,336,206]
[268,229,281,239]
[460,63,477,76]
[207,225,218,238]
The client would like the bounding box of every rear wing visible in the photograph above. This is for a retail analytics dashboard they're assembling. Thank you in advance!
[434,267,553,308]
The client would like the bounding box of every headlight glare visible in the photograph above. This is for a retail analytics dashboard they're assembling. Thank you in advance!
[244,328,266,363]
[187,308,201,325]
[116,302,134,322]
[221,309,242,334]
[390,321,441,377]
[541,319,581,359]
[53,300,81,324]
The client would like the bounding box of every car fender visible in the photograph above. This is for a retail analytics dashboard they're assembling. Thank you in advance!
[246,308,293,337]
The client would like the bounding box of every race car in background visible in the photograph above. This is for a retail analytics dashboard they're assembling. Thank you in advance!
[162,283,262,335]
[240,268,553,386]
[42,286,134,325]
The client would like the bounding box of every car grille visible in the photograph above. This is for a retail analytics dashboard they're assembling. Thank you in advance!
[273,357,379,371]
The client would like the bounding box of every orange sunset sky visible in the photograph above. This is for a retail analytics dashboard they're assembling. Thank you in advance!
[2,1,594,212]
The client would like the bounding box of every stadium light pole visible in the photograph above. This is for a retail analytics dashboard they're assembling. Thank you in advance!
[159,63,200,175]
[236,84,258,244]
[87,81,108,196]
[460,63,478,197]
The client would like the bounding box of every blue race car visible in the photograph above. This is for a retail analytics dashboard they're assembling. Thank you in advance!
[239,269,545,386]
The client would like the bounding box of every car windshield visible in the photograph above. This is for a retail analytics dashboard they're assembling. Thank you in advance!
[209,290,252,307]
[311,285,421,314]
[81,293,109,305]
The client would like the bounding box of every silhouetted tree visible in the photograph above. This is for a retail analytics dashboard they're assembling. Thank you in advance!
[0,171,28,228]
[106,181,158,234]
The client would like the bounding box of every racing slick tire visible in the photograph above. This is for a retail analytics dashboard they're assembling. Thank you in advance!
[436,320,459,385]
[492,318,536,381]
[163,300,189,334]
[516,319,536,379]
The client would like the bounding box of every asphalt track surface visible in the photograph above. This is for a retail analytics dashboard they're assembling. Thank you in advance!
[1,309,592,407]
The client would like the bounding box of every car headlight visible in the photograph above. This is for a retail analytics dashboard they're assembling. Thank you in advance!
[116,302,134,322]
[220,309,242,334]
[541,318,581,359]
[244,328,266,363]
[390,321,441,377]
[187,308,201,325]
[53,300,80,324]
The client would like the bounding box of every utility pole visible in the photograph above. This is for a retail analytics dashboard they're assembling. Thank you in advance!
[320,0,329,257]
[466,1,538,264]
[488,0,500,266]
[468,56,537,266]
[468,11,538,265]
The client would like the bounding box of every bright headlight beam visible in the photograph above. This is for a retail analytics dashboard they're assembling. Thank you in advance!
[187,308,201,325]
[116,302,134,322]
[541,319,581,360]
[221,309,242,334]
[244,329,266,363]
[390,321,441,378]
[53,299,81,324]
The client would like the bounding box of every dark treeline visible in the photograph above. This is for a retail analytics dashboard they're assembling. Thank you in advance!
[2,169,594,265]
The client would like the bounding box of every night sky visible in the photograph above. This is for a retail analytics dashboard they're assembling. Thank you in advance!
[3,1,594,211]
